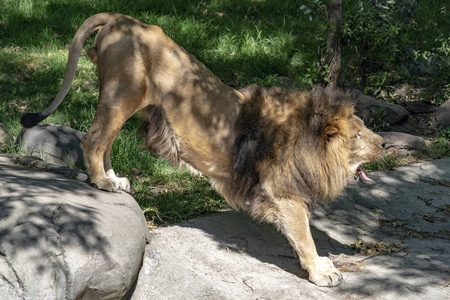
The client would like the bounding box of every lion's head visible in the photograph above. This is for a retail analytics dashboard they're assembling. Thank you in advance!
[303,88,385,200]
[231,86,385,208]
[346,115,385,182]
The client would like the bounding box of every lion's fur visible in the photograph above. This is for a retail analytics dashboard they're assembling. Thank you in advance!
[141,85,382,217]
[21,13,385,287]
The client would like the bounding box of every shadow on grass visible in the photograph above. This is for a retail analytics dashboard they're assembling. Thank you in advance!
[1,0,324,86]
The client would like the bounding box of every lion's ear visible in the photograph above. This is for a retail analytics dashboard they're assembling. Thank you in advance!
[323,124,339,140]
[322,117,347,141]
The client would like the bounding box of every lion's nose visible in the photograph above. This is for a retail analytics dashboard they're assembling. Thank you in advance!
[378,135,386,149]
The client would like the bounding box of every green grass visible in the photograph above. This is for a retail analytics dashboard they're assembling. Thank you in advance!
[363,138,450,173]
[1,0,449,226]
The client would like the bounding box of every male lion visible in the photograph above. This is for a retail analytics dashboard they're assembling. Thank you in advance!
[21,13,385,287]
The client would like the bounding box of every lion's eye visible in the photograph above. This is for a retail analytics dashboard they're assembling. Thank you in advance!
[356,132,361,139]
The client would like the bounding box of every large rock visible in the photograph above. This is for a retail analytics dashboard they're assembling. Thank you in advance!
[0,154,150,300]
[432,99,450,129]
[17,124,85,169]
[377,132,428,151]
[352,91,410,127]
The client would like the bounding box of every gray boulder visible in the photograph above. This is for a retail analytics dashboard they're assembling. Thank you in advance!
[432,99,450,130]
[0,154,150,300]
[352,91,410,128]
[17,124,85,169]
[377,132,428,151]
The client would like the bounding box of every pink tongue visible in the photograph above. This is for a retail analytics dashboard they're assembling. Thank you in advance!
[358,166,372,182]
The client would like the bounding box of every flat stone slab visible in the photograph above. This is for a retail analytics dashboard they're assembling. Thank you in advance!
[378,131,427,151]
[132,158,450,299]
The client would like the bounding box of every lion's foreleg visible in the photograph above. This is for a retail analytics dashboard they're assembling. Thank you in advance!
[103,138,117,178]
[275,200,343,287]
[102,138,130,191]
[82,107,131,193]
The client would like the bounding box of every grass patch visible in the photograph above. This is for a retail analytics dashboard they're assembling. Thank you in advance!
[349,239,401,255]
[363,155,401,172]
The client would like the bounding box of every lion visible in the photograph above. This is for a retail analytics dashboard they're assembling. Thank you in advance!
[21,13,385,287]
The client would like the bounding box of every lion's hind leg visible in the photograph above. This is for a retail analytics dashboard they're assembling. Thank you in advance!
[274,200,343,287]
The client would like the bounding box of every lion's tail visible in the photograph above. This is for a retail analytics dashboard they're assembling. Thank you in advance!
[20,13,119,128]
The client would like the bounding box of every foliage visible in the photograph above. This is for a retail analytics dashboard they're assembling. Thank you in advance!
[437,127,450,142]
[403,5,450,77]
[369,107,389,132]
[341,0,406,88]
[362,155,399,172]
[340,0,450,95]
[417,83,450,106]
[304,61,330,86]
[404,35,450,86]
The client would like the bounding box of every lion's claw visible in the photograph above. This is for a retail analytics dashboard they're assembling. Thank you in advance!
[307,257,343,287]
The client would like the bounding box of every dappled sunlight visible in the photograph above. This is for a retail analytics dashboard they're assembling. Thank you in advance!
[310,158,450,297]
[0,154,150,298]
[0,159,108,257]
[165,158,450,298]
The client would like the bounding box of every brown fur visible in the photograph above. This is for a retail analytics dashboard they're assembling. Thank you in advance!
[21,13,385,287]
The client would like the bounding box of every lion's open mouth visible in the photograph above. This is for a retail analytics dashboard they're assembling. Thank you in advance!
[355,166,372,182]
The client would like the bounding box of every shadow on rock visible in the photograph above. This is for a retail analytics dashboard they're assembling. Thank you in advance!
[0,155,149,299]
[136,158,449,299]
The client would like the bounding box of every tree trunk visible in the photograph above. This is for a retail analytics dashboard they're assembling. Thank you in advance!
[325,0,342,90]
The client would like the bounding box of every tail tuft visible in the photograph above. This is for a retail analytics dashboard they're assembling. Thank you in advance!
[20,113,46,128]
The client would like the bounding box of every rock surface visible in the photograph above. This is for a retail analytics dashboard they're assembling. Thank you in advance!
[401,101,437,115]
[17,124,85,168]
[352,91,410,127]
[0,154,150,300]
[432,99,450,130]
[377,131,428,151]
[131,158,450,300]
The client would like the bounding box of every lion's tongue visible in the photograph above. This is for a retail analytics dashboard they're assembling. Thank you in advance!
[357,166,372,182]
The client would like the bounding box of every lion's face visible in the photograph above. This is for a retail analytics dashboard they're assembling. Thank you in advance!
[346,115,385,180]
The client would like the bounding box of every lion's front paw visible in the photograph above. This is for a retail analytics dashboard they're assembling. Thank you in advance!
[115,176,131,193]
[91,176,131,193]
[307,257,343,287]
